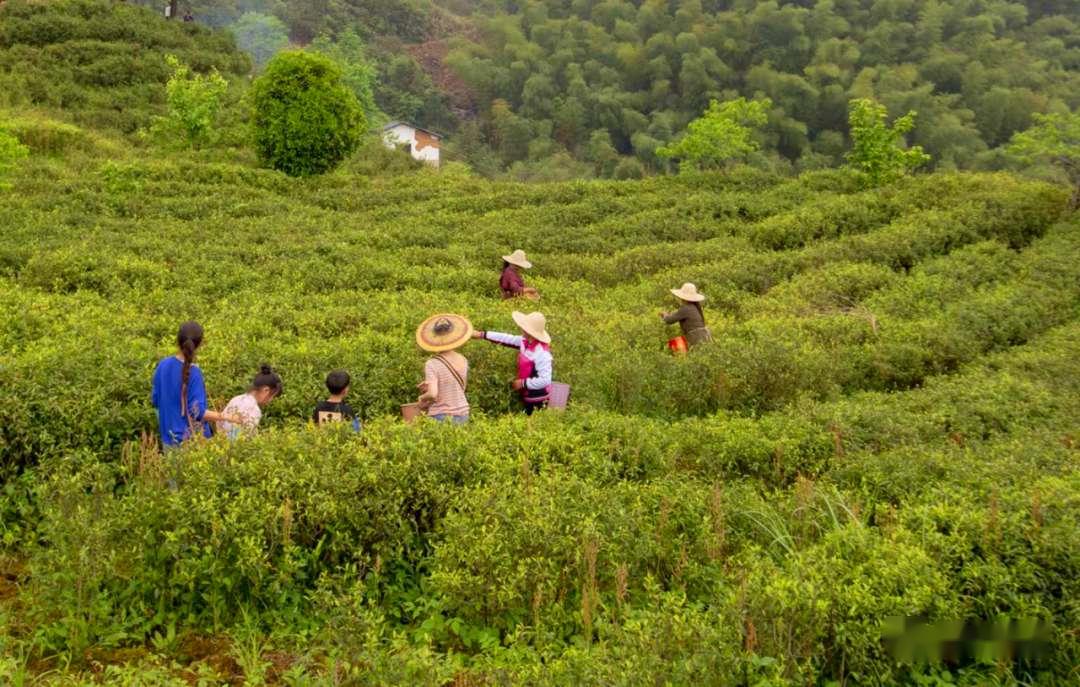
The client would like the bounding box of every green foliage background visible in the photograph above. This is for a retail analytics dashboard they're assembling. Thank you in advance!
[0,2,1079,685]
[89,0,1080,179]
[443,0,1080,176]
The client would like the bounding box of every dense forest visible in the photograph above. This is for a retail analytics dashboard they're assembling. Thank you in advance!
[446,0,1080,178]
[4,0,1078,179]
[120,0,1079,179]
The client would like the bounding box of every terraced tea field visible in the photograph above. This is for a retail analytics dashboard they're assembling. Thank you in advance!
[1,137,1078,684]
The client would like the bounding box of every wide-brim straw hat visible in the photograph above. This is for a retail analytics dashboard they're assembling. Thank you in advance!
[671,282,705,302]
[416,313,474,352]
[512,310,551,344]
[502,249,533,269]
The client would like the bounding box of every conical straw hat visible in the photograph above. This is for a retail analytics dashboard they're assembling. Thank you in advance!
[502,249,533,269]
[511,310,551,344]
[416,313,474,352]
[670,282,705,302]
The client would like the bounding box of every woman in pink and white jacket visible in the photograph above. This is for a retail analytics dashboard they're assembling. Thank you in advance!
[473,310,553,415]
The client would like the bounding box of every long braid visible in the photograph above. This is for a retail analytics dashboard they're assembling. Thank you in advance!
[176,321,204,424]
[180,338,195,419]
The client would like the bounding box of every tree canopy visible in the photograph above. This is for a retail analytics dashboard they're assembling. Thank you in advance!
[440,0,1080,176]
[657,98,771,171]
[250,51,366,176]
[846,98,931,187]
[1009,110,1080,209]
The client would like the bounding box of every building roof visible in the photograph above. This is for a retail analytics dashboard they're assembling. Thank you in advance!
[382,121,443,139]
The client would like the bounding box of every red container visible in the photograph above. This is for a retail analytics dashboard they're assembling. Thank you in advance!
[667,336,689,355]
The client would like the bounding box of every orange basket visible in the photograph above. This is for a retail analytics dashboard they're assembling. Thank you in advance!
[667,336,689,355]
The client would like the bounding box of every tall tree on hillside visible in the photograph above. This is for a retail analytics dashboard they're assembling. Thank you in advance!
[250,51,365,176]
[657,97,772,171]
[1008,110,1080,210]
[284,0,327,44]
[845,98,930,187]
[150,55,228,148]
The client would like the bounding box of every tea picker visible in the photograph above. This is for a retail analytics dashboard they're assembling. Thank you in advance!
[408,313,472,425]
[474,311,568,414]
[218,364,283,440]
[499,249,540,301]
[660,282,712,353]
[150,321,244,448]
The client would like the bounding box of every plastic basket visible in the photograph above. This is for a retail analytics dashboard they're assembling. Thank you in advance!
[548,382,571,410]
[667,336,689,355]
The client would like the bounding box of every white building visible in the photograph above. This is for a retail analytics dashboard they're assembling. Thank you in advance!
[382,121,442,168]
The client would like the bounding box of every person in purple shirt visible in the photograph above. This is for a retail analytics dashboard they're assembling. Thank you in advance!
[151,321,239,448]
[499,249,539,300]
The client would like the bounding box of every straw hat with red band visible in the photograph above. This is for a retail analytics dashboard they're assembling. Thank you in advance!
[511,310,551,344]
[502,249,533,269]
[670,282,705,302]
[416,313,474,352]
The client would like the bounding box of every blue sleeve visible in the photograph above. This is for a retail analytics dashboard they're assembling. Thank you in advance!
[187,366,208,421]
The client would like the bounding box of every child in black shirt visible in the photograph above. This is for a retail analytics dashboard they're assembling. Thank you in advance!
[313,369,359,430]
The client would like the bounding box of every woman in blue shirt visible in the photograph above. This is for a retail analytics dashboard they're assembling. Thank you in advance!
[151,321,239,448]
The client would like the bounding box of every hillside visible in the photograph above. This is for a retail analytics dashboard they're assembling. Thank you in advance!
[69,0,1080,179]
[2,2,1080,685]
[0,0,250,133]
[442,0,1080,176]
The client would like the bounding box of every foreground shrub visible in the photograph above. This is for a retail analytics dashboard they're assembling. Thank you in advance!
[250,51,365,177]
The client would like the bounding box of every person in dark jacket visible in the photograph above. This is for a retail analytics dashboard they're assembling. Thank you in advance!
[661,282,712,347]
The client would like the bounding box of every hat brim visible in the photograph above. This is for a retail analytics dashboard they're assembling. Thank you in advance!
[502,255,533,269]
[512,310,551,344]
[416,314,474,352]
[671,288,705,302]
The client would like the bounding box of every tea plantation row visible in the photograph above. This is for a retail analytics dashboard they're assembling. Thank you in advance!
[1,122,1078,684]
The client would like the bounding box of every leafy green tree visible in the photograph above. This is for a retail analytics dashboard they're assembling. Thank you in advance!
[489,99,533,165]
[250,51,365,176]
[0,125,29,190]
[149,55,228,148]
[657,97,772,171]
[845,98,930,187]
[233,12,289,71]
[585,129,619,178]
[308,30,381,123]
[1008,110,1080,210]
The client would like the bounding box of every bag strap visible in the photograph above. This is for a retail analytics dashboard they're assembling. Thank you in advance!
[434,354,467,392]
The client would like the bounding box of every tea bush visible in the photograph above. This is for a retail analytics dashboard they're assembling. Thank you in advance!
[2,73,1079,682]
